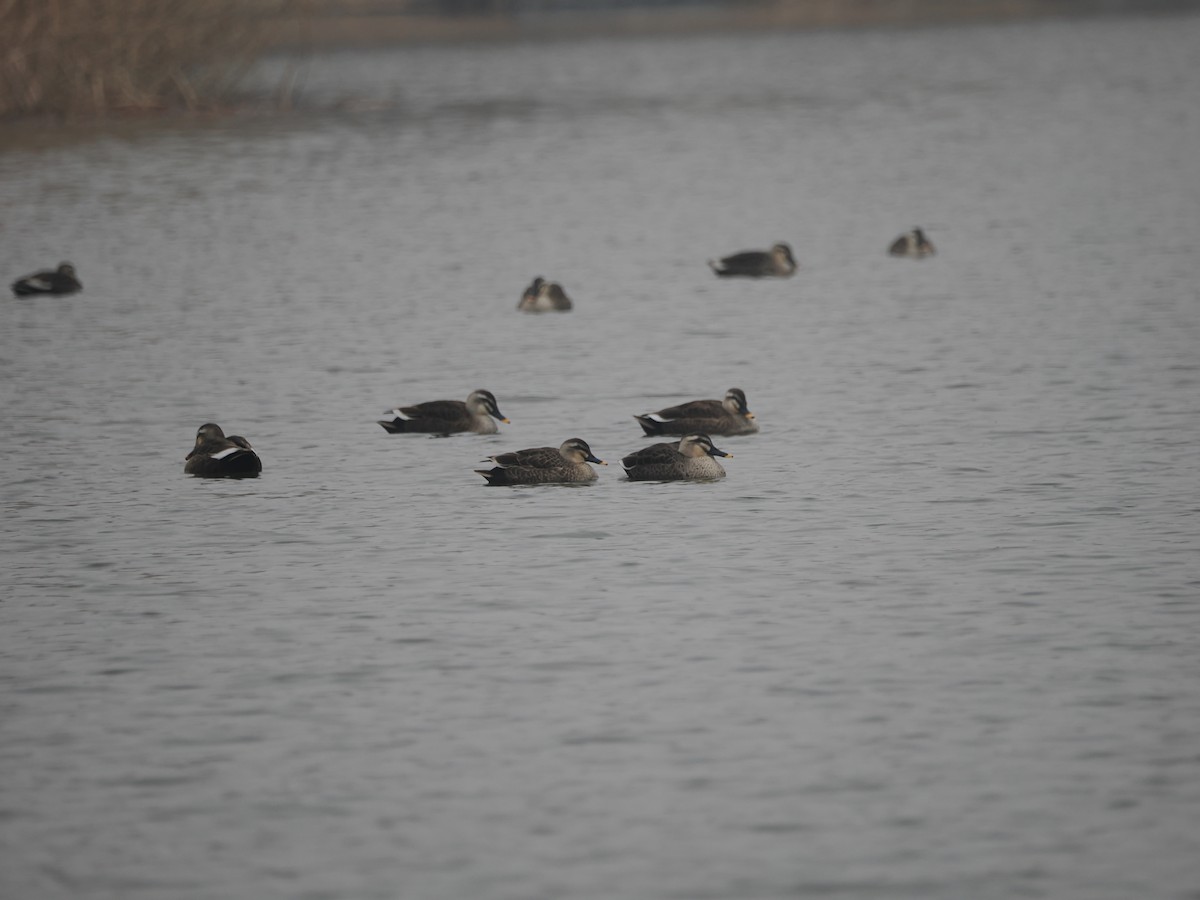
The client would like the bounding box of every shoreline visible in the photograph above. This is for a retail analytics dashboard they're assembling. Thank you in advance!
[276,0,1200,48]
[3,0,1195,129]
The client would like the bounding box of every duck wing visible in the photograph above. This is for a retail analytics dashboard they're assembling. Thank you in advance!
[635,399,728,434]
[709,250,769,276]
[12,271,54,295]
[622,441,681,467]
[650,398,723,421]
[488,446,562,469]
[186,437,233,461]
[544,283,572,310]
[720,250,766,266]
[392,399,467,422]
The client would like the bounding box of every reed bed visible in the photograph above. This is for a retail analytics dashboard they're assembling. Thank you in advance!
[0,0,300,117]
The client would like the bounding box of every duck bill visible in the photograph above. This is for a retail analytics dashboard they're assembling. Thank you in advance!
[587,454,607,465]
[709,447,731,458]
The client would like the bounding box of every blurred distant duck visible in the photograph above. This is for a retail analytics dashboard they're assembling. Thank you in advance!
[379,389,509,435]
[476,438,605,485]
[518,277,572,312]
[888,227,936,259]
[634,388,758,437]
[184,423,262,478]
[622,434,731,482]
[11,262,82,296]
[708,243,797,278]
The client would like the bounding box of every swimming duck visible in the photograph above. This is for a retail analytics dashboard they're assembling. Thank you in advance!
[184,423,262,478]
[379,389,509,435]
[622,434,731,481]
[634,388,758,437]
[11,262,82,296]
[888,227,936,259]
[708,243,797,278]
[476,438,605,485]
[517,276,572,312]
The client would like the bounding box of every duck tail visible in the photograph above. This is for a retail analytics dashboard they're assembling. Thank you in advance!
[634,415,663,436]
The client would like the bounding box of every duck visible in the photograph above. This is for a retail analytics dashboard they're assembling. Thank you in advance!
[622,434,731,481]
[476,438,605,485]
[517,276,572,312]
[888,227,936,259]
[379,389,509,435]
[184,423,262,478]
[11,262,82,296]
[708,243,797,278]
[634,387,758,437]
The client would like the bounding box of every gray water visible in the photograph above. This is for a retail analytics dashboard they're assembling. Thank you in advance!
[3,12,1200,900]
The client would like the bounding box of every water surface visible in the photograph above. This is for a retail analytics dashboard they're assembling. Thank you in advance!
[2,13,1199,900]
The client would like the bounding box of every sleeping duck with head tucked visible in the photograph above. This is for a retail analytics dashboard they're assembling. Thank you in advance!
[518,276,572,312]
[634,388,758,437]
[622,434,731,482]
[888,227,936,259]
[184,423,262,478]
[476,438,605,485]
[379,389,509,435]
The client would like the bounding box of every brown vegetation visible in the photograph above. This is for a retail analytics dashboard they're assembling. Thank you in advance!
[0,0,303,118]
[4,0,1194,117]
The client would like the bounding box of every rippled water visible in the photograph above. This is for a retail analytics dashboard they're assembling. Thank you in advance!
[3,12,1200,900]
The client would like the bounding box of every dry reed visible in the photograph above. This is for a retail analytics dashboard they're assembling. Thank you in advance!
[0,0,301,118]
